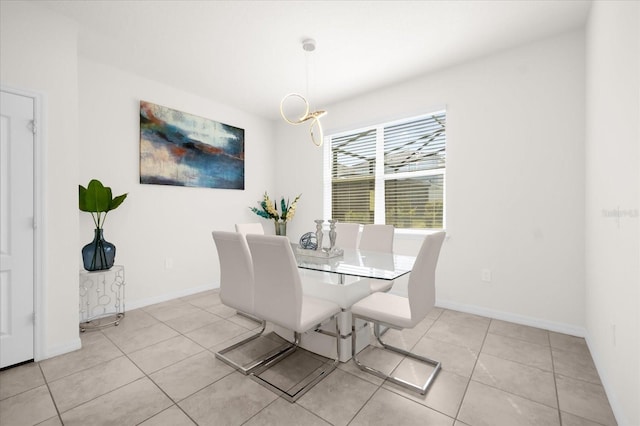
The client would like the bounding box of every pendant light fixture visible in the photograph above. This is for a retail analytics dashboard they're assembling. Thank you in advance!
[280,38,327,147]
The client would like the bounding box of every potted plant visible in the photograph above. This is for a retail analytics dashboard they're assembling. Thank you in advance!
[79,179,128,271]
[250,192,301,236]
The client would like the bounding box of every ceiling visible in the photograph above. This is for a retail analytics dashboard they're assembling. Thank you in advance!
[33,0,591,120]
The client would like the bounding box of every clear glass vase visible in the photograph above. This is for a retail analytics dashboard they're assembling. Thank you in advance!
[275,221,287,236]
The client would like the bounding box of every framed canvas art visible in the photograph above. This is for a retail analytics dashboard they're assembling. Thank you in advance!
[139,101,244,189]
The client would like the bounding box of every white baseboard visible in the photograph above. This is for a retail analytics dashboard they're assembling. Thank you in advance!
[583,333,628,426]
[437,299,630,424]
[37,283,220,362]
[436,298,587,337]
[42,337,82,361]
[126,282,219,311]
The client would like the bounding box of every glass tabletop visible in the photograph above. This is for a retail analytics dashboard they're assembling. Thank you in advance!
[293,245,415,281]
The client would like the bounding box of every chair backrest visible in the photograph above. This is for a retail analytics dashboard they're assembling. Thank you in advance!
[246,234,302,330]
[408,231,446,321]
[211,231,255,315]
[359,224,394,252]
[335,222,360,249]
[235,222,265,236]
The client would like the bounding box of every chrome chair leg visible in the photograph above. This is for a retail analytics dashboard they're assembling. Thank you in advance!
[215,320,294,375]
[250,317,341,402]
[216,307,299,375]
[216,321,267,375]
[351,317,441,395]
[236,310,262,323]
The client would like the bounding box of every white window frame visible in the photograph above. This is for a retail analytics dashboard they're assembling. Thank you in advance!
[323,110,446,233]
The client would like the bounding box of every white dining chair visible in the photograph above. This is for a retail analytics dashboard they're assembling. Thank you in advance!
[359,224,395,293]
[335,222,360,249]
[359,224,394,252]
[233,222,267,318]
[212,231,275,374]
[246,234,342,402]
[235,222,264,236]
[350,231,446,395]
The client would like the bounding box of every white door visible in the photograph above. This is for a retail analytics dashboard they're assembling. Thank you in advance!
[0,91,35,368]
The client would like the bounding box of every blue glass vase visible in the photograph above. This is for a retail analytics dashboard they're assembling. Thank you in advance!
[82,229,116,271]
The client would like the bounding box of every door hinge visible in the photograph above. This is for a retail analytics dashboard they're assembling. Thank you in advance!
[30,119,37,135]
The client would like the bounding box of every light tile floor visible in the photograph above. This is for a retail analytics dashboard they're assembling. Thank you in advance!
[0,289,617,426]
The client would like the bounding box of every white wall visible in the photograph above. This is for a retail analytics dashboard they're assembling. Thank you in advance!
[0,2,81,357]
[1,1,278,357]
[3,4,637,422]
[277,31,586,333]
[585,2,640,425]
[78,58,277,308]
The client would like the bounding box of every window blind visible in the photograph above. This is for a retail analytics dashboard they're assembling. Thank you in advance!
[385,175,444,229]
[329,110,446,229]
[330,129,376,224]
[383,112,446,174]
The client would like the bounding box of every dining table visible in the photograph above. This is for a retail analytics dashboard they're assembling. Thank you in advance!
[294,245,415,284]
[270,244,417,362]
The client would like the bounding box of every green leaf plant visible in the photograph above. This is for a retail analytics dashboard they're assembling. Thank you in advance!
[79,179,128,229]
[249,192,301,223]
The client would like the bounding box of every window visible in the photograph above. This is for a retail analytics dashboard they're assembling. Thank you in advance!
[326,111,446,229]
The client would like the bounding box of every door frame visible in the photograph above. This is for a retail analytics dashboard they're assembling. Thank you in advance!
[1,84,46,362]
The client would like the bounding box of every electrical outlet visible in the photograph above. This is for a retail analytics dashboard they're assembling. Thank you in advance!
[165,258,173,269]
[481,269,492,282]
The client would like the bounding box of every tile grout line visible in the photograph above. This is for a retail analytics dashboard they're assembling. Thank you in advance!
[0,362,43,402]
[479,331,556,373]
[549,329,564,426]
[239,394,330,426]
[346,307,458,424]
[140,374,202,426]
[37,331,132,420]
[487,329,551,348]
[452,316,492,423]
[145,302,284,425]
[239,398,281,426]
[71,328,185,423]
[44,355,168,423]
[344,371,387,425]
[466,326,573,418]
[5,292,611,426]
[337,315,415,425]
[108,309,235,426]
[134,306,247,425]
[38,332,126,383]
[37,362,63,425]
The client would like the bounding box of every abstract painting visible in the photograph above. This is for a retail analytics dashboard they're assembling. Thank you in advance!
[140,101,244,189]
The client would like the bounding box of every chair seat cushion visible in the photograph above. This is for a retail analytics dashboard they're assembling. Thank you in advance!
[298,295,341,333]
[350,292,418,329]
[302,277,370,309]
[368,279,393,294]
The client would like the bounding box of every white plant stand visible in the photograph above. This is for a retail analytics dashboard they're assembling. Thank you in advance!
[79,265,125,332]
